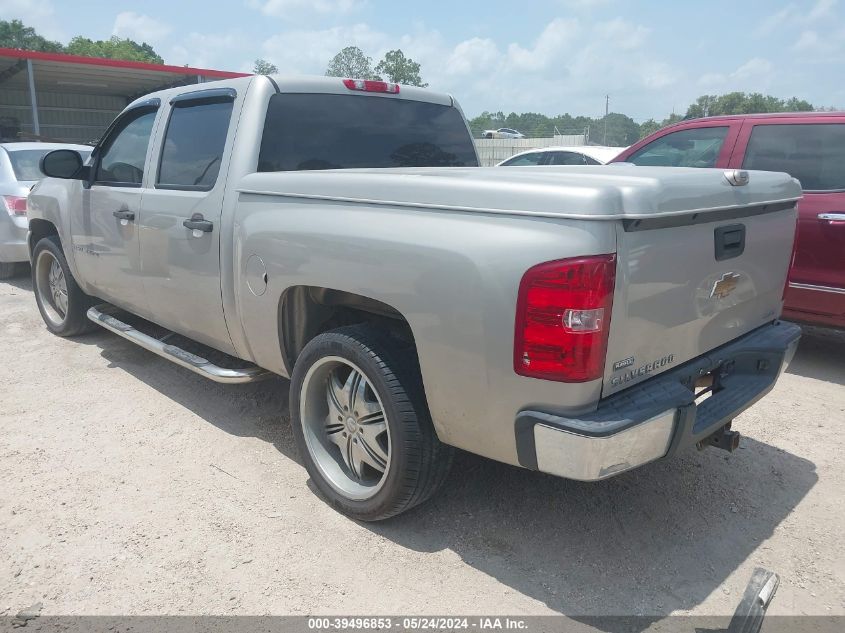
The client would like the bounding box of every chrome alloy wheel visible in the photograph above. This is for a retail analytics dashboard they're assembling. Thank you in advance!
[35,250,68,326]
[299,356,391,500]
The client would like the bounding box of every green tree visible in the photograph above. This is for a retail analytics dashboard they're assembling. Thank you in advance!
[686,95,716,118]
[326,46,380,80]
[374,49,427,87]
[65,36,163,64]
[638,119,662,138]
[685,92,815,118]
[784,97,814,111]
[467,111,505,137]
[253,58,278,75]
[600,112,641,146]
[0,19,63,52]
[638,113,682,139]
[468,91,817,142]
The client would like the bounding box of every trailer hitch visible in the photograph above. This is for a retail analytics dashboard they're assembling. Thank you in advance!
[697,422,741,452]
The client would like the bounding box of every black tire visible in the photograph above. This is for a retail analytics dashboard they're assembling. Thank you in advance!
[31,235,96,336]
[0,261,20,279]
[290,325,453,521]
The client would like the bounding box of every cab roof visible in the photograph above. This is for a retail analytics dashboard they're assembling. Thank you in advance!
[128,75,455,110]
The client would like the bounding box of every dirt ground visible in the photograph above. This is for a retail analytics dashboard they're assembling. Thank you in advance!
[0,269,843,624]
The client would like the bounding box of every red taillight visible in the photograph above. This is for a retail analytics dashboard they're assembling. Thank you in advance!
[2,195,27,216]
[342,78,400,94]
[514,255,616,382]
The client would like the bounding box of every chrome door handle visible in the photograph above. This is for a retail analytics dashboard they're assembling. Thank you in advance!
[818,213,845,223]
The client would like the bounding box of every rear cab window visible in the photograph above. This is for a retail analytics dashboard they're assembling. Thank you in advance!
[741,123,845,191]
[258,93,478,171]
[626,125,733,168]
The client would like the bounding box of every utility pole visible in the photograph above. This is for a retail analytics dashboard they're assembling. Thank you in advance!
[603,94,609,145]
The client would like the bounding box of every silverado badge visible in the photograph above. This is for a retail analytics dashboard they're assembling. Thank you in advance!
[711,272,741,300]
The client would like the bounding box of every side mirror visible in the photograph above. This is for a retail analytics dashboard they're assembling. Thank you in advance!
[40,149,85,179]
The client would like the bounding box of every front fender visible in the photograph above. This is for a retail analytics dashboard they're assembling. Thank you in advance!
[26,179,87,290]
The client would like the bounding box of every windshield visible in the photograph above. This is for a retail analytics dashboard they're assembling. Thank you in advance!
[7,148,91,181]
[258,93,478,171]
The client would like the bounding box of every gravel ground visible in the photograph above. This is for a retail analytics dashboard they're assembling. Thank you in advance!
[0,270,843,623]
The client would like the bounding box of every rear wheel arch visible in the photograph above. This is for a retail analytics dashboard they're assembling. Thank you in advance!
[278,286,417,374]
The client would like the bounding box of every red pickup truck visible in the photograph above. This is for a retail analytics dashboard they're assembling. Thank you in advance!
[613,112,845,329]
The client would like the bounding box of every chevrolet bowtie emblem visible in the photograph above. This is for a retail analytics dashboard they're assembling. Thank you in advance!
[711,272,741,299]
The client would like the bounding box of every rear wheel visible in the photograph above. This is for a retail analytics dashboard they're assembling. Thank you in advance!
[32,236,95,336]
[290,325,453,521]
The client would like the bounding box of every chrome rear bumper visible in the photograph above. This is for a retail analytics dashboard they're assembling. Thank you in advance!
[533,409,676,480]
[515,321,801,481]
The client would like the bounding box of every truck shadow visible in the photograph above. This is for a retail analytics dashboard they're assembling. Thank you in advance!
[71,327,818,631]
[0,266,33,292]
[371,443,815,630]
[786,325,845,386]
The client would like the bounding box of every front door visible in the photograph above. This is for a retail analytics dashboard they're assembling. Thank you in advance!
[139,89,237,354]
[71,103,159,316]
[734,119,845,325]
[619,121,740,168]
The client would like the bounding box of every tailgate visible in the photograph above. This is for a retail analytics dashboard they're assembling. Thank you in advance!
[603,201,798,396]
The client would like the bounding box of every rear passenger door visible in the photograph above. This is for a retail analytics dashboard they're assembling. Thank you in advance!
[730,118,845,323]
[138,87,238,354]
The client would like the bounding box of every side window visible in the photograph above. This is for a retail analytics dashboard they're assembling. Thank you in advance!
[157,98,234,190]
[548,151,585,165]
[743,124,845,191]
[583,155,601,165]
[95,108,157,186]
[501,153,542,166]
[627,126,729,168]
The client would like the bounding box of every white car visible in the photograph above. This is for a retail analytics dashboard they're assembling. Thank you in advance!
[497,145,625,166]
[0,142,91,278]
[481,128,525,139]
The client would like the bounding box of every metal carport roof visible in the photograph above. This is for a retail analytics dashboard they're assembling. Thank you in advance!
[0,47,249,143]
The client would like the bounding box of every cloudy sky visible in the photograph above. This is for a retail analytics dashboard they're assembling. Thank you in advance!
[3,0,843,121]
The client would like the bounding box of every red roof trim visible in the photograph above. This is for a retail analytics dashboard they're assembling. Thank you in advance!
[0,47,250,79]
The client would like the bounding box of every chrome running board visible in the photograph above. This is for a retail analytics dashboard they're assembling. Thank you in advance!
[87,304,271,384]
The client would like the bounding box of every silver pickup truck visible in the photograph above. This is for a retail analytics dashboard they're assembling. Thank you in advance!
[27,75,802,520]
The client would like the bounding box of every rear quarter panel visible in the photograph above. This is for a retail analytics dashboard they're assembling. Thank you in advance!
[230,194,617,466]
